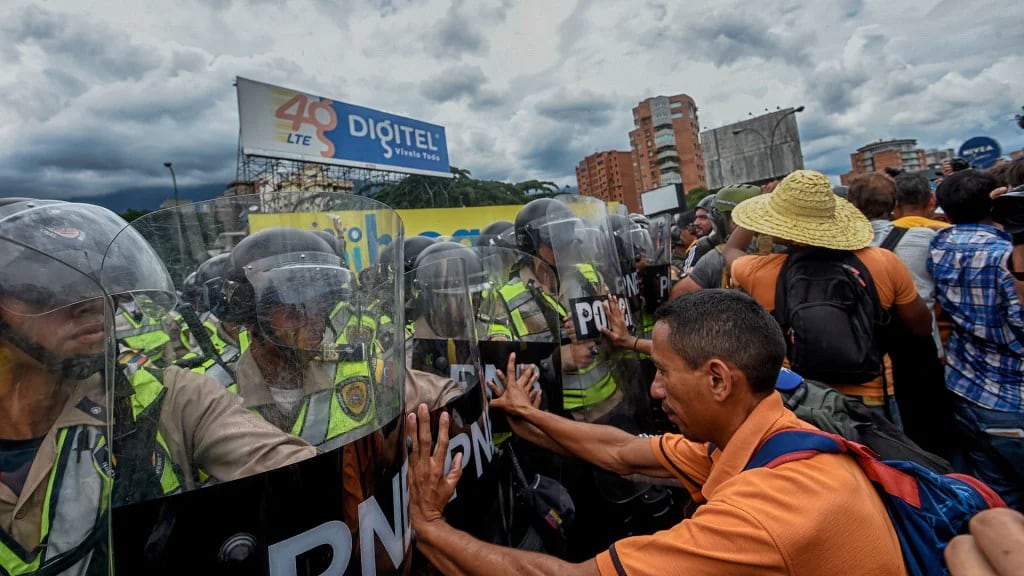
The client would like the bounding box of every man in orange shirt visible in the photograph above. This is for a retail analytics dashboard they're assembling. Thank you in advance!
[722,171,933,423]
[406,290,907,576]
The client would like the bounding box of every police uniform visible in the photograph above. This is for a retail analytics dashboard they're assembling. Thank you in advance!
[230,348,379,453]
[406,316,474,412]
[115,306,175,367]
[0,367,314,567]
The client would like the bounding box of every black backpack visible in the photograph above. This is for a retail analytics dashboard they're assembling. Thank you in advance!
[773,248,884,385]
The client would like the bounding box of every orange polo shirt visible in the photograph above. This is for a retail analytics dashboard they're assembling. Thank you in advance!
[594,393,906,576]
[731,248,919,398]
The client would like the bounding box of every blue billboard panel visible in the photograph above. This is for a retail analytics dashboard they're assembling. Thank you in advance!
[958,136,1002,170]
[237,77,452,178]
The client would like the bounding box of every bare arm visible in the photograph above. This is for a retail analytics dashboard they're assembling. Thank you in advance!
[722,226,755,276]
[892,295,934,338]
[1011,244,1024,303]
[489,354,669,478]
[416,520,600,576]
[408,405,600,576]
[670,276,702,299]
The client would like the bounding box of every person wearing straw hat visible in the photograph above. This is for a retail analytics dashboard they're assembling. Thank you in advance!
[721,170,933,422]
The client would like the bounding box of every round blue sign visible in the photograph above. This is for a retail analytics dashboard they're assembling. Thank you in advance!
[958,136,1002,169]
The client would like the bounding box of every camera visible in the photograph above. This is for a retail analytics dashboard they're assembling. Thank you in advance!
[992,185,1024,235]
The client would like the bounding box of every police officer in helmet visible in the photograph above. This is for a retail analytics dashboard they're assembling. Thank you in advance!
[218,227,379,447]
[0,199,314,575]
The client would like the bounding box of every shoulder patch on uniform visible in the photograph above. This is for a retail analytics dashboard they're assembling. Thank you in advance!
[75,396,107,421]
[338,379,370,419]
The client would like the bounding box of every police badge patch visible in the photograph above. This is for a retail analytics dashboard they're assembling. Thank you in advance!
[338,379,370,419]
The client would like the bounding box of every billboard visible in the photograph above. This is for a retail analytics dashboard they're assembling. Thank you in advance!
[959,136,1002,170]
[640,183,684,215]
[237,77,452,178]
[702,108,804,189]
[249,205,523,271]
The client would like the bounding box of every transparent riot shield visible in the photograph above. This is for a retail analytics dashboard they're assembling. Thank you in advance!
[607,208,643,328]
[638,214,674,327]
[406,256,495,543]
[0,199,182,576]
[108,193,411,575]
[544,195,646,427]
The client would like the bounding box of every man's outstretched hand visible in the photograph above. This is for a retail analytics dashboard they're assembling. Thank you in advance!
[946,508,1024,576]
[487,352,541,418]
[407,404,462,530]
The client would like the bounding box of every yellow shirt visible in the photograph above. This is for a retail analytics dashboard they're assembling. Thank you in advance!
[891,215,949,231]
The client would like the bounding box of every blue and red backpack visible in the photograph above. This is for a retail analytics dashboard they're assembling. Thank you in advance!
[746,429,1006,576]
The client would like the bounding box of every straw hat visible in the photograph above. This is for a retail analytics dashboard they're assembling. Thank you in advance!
[730,170,874,250]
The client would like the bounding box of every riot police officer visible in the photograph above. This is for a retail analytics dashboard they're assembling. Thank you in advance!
[217,227,382,451]
[0,199,315,575]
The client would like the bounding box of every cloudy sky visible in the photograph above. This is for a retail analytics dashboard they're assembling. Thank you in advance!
[1,0,1022,200]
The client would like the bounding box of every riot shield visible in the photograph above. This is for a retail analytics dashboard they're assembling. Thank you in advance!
[0,199,183,576]
[607,208,643,328]
[407,255,497,542]
[543,195,646,426]
[638,213,673,323]
[108,193,411,576]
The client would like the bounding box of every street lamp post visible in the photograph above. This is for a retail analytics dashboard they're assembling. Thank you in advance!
[163,162,186,282]
[163,162,180,206]
[768,106,805,180]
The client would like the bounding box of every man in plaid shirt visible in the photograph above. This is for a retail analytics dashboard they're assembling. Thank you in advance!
[929,169,1024,511]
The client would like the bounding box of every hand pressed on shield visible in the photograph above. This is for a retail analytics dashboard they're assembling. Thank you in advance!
[600,296,634,349]
[407,404,463,528]
[487,352,541,419]
[945,508,1024,576]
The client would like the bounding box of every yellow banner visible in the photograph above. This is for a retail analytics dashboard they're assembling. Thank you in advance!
[249,205,523,271]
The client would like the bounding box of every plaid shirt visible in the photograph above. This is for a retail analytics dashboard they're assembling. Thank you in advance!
[928,224,1024,412]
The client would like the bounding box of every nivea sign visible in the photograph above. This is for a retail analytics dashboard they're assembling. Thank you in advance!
[958,137,1002,170]
[238,77,452,178]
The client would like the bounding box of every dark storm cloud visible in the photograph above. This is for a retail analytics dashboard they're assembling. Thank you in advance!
[2,6,160,80]
[419,65,506,109]
[520,136,588,177]
[534,92,617,127]
[425,0,488,58]
[651,10,811,68]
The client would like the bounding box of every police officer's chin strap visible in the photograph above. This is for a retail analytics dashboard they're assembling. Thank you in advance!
[0,319,105,380]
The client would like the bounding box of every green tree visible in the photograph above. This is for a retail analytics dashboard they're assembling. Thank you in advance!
[685,186,711,208]
[119,208,151,222]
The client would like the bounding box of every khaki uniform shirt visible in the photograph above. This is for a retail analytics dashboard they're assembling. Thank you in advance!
[406,317,468,412]
[233,350,337,410]
[0,367,315,551]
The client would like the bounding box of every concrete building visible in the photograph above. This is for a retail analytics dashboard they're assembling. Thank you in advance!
[702,108,805,189]
[925,148,955,167]
[576,151,639,212]
[628,94,706,195]
[841,139,928,185]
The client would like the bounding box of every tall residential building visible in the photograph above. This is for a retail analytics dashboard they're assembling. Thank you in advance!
[924,148,955,167]
[840,139,928,185]
[628,94,706,195]
[576,151,639,212]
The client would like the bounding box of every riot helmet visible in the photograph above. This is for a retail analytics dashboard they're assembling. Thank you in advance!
[413,242,489,338]
[192,252,232,314]
[514,198,581,257]
[0,199,176,379]
[220,227,352,358]
[476,220,514,248]
[712,184,761,237]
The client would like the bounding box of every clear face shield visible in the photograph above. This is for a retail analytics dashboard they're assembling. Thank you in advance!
[244,251,353,354]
